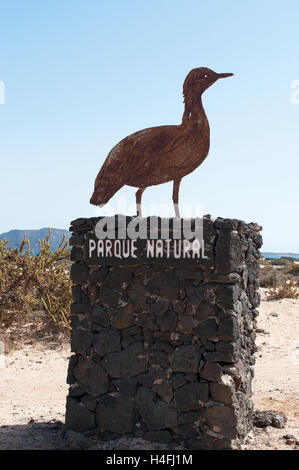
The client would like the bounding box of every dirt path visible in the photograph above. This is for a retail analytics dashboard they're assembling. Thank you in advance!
[0,293,298,449]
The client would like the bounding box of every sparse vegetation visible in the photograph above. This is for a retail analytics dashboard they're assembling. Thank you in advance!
[287,264,299,277]
[259,266,287,287]
[0,229,71,331]
[268,258,291,266]
[266,279,299,300]
[259,258,299,298]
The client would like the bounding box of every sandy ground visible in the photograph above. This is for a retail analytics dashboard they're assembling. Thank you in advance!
[0,291,298,450]
[245,289,299,450]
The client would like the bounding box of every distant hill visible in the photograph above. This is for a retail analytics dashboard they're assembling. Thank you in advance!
[0,228,71,253]
[262,252,299,259]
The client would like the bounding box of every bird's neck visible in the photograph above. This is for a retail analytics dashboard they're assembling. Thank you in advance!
[182,95,209,130]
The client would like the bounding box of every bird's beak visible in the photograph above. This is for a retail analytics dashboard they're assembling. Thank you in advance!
[216,73,234,79]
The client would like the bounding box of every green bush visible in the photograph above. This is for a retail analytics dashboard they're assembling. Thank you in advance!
[0,229,71,330]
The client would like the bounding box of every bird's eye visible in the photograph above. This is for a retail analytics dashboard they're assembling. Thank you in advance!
[204,74,208,78]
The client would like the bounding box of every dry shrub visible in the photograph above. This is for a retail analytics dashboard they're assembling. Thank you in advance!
[0,229,71,331]
[259,266,287,287]
[268,258,292,267]
[266,279,299,300]
[288,264,299,277]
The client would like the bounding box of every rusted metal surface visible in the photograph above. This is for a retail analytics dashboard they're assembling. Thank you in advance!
[90,68,233,217]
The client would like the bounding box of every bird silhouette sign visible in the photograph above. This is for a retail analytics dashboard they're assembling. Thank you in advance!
[90,67,233,218]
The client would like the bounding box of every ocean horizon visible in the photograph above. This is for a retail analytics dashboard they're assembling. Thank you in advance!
[262,252,299,259]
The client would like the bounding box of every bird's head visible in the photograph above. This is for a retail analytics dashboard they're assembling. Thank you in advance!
[183,67,234,99]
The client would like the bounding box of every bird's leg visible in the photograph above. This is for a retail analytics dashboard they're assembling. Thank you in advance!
[135,188,145,217]
[172,178,182,218]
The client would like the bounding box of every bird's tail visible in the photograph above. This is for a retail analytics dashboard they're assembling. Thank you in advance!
[90,181,123,207]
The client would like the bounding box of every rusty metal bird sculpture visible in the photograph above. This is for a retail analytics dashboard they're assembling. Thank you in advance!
[90,67,233,217]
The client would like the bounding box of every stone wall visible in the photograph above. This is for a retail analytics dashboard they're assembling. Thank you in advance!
[65,216,262,449]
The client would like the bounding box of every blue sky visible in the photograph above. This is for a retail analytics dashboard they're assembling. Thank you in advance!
[0,0,298,251]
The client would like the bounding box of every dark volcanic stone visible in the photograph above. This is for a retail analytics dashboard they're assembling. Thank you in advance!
[156,310,178,332]
[178,411,203,425]
[122,326,141,337]
[218,315,238,342]
[127,284,148,308]
[105,268,132,291]
[144,431,173,444]
[175,268,203,280]
[110,304,134,329]
[147,272,179,300]
[71,329,93,355]
[135,313,158,330]
[187,436,232,450]
[154,340,172,353]
[99,285,120,307]
[215,229,243,273]
[71,247,83,261]
[172,345,201,373]
[70,302,92,315]
[72,285,82,302]
[68,384,85,397]
[177,424,197,440]
[217,285,240,309]
[153,380,173,404]
[101,342,148,378]
[94,328,121,356]
[172,374,187,390]
[215,341,236,353]
[65,397,95,432]
[81,395,97,411]
[89,269,106,284]
[70,315,89,330]
[186,286,205,303]
[204,351,237,363]
[91,304,110,327]
[121,336,136,349]
[66,215,262,445]
[73,358,109,397]
[149,350,170,368]
[194,318,218,341]
[172,300,185,315]
[71,217,89,226]
[202,405,237,439]
[174,382,209,412]
[150,299,169,315]
[137,388,177,430]
[200,362,222,381]
[209,381,236,404]
[69,233,84,246]
[177,315,195,334]
[70,261,89,284]
[96,393,135,434]
[195,302,217,321]
[113,377,138,397]
[137,373,154,388]
[208,273,241,284]
[253,410,287,429]
[66,355,79,385]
